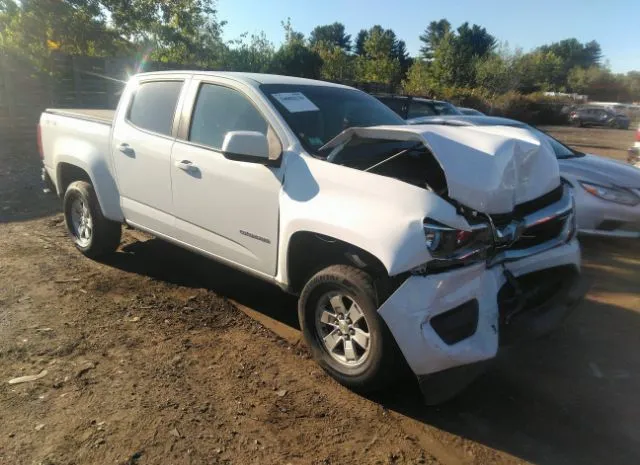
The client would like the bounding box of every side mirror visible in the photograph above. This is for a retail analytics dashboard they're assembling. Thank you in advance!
[222,131,272,164]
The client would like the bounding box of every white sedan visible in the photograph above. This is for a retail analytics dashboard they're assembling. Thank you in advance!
[409,115,640,238]
[629,124,640,168]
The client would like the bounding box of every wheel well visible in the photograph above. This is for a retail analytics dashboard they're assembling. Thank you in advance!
[286,231,389,294]
[57,163,91,196]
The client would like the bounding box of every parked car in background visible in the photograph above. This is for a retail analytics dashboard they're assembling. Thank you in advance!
[374,95,462,119]
[629,124,640,168]
[458,107,485,116]
[409,115,640,238]
[39,72,585,404]
[569,106,630,129]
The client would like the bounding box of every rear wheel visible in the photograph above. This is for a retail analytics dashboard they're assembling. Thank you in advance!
[298,265,403,392]
[63,181,121,258]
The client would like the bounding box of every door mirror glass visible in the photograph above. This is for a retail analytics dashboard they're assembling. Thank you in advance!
[222,131,270,163]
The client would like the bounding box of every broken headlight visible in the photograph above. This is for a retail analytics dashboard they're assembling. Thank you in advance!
[420,219,492,266]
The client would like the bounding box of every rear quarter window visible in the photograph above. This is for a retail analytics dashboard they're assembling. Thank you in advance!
[127,80,184,136]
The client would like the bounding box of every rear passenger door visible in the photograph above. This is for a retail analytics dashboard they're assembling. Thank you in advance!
[111,76,188,235]
[583,109,597,124]
[169,78,283,276]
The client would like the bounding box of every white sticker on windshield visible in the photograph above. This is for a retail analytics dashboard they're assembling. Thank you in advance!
[272,92,319,113]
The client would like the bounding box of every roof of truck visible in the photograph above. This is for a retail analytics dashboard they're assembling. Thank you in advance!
[135,71,352,89]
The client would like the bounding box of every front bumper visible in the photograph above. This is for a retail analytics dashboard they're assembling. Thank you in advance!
[378,239,585,378]
[574,186,640,238]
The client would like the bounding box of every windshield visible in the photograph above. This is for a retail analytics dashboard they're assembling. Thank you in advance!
[527,127,579,159]
[260,84,404,154]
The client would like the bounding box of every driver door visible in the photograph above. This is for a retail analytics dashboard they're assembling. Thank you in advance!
[170,79,283,276]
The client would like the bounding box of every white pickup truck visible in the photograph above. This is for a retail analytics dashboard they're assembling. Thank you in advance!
[39,72,586,403]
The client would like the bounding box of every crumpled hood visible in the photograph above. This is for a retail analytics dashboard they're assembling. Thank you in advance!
[322,124,560,214]
[559,154,640,188]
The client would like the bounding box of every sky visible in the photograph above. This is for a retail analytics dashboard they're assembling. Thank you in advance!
[217,0,638,73]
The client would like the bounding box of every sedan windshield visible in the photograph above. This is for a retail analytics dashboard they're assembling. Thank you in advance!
[260,84,404,154]
[527,127,580,159]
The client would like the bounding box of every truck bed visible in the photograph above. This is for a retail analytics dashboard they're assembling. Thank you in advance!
[45,109,115,126]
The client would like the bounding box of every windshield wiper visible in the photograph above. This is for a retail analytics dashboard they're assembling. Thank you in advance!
[364,143,422,172]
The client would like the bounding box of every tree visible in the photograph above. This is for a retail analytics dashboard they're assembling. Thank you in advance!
[271,42,322,78]
[308,22,350,51]
[514,50,564,92]
[0,0,227,68]
[425,32,462,88]
[314,42,354,81]
[223,32,274,72]
[392,38,412,76]
[0,0,132,71]
[415,20,496,89]
[271,18,321,78]
[102,0,225,64]
[583,40,603,67]
[536,38,603,89]
[455,22,496,60]
[475,51,516,96]
[624,71,640,102]
[567,65,631,101]
[402,60,433,95]
[354,25,401,84]
[418,19,450,60]
[280,17,305,45]
[352,25,408,84]
[354,29,367,56]
[539,38,602,70]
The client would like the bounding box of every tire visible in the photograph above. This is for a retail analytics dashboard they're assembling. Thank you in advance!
[63,181,121,258]
[298,265,403,393]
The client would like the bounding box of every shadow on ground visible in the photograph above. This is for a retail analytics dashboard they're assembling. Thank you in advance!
[104,237,300,328]
[101,234,640,465]
[0,142,60,223]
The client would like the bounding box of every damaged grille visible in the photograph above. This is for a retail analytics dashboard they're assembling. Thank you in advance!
[509,217,566,250]
[486,185,575,266]
[497,265,579,345]
[490,185,564,226]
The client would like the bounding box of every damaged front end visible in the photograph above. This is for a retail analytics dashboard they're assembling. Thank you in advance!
[323,124,587,403]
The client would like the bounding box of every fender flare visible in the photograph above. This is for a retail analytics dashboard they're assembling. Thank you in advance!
[53,138,124,222]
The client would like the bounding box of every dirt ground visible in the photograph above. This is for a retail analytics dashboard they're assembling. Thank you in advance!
[0,127,639,465]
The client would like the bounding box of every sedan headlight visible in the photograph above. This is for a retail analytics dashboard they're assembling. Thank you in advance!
[579,181,640,206]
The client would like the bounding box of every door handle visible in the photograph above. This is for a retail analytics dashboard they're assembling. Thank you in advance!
[175,160,198,173]
[118,143,135,157]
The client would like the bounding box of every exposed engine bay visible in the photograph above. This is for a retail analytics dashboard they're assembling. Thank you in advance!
[319,127,575,273]
[325,138,448,196]
[320,124,561,215]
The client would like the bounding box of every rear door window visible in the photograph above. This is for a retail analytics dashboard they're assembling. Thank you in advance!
[127,81,184,136]
[407,101,437,118]
[378,97,408,118]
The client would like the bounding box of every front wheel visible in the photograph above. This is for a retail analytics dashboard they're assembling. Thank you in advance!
[298,265,403,393]
[63,181,121,258]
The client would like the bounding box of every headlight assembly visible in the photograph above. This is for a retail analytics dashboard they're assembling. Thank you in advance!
[579,181,639,206]
[422,220,492,259]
